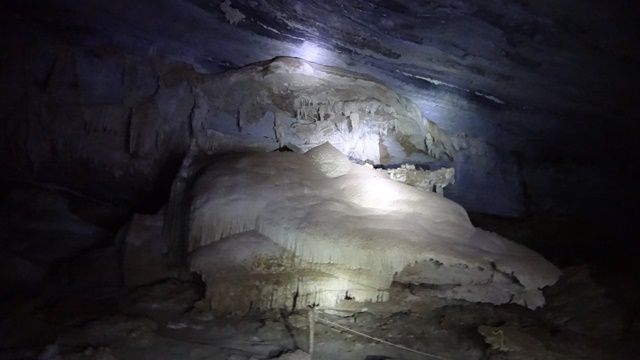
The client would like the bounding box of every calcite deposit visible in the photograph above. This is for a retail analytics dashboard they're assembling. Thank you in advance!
[186,144,560,314]
[192,56,455,164]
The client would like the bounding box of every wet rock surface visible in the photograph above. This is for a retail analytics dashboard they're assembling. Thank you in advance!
[0,43,456,213]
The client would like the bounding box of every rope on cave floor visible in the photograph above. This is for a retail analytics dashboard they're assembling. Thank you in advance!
[310,308,449,360]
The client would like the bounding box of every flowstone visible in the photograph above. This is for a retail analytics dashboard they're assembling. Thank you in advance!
[185,143,560,314]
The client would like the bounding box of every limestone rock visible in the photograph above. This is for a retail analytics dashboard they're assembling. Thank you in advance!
[271,351,310,360]
[126,279,203,320]
[381,164,455,195]
[0,185,128,295]
[425,120,455,161]
[478,325,551,357]
[542,266,627,337]
[447,137,526,216]
[2,45,455,207]
[121,212,172,287]
[190,231,374,314]
[304,141,353,177]
[61,316,158,349]
[476,323,602,360]
[59,347,118,360]
[185,145,559,313]
[194,56,453,164]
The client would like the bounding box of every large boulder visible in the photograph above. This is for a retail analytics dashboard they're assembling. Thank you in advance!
[186,144,560,314]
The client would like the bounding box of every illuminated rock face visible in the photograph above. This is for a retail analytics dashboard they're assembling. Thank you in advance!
[2,46,454,206]
[193,57,454,164]
[380,164,455,195]
[187,144,560,314]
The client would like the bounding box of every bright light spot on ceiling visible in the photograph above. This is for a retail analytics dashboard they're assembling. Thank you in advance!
[297,41,323,63]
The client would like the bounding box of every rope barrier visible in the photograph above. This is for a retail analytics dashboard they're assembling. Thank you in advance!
[313,311,449,360]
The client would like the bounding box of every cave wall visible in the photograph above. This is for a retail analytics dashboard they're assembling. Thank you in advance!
[1,0,638,226]
[1,44,455,210]
[0,41,528,218]
[0,44,193,209]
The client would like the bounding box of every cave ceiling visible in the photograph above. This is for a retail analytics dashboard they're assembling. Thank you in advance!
[5,0,638,148]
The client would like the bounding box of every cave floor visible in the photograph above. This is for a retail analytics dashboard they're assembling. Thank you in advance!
[1,267,638,360]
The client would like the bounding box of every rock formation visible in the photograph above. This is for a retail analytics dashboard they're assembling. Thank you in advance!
[184,144,559,314]
[2,46,454,207]
[192,56,454,164]
[379,164,455,195]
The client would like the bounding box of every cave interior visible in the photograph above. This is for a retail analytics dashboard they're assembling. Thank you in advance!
[1,1,639,359]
